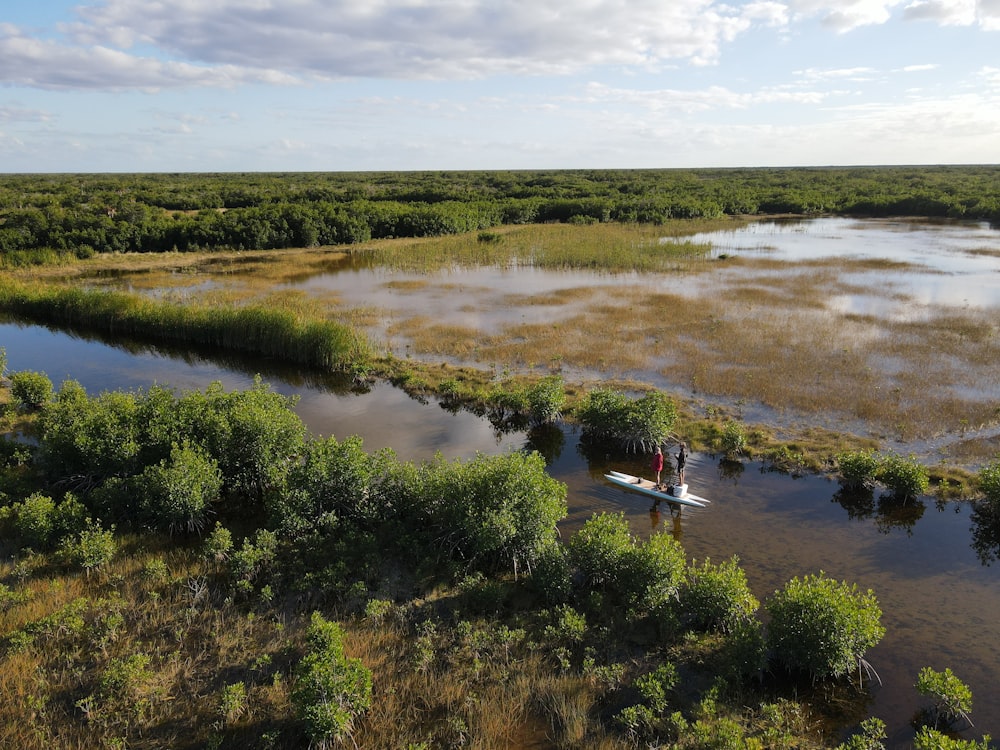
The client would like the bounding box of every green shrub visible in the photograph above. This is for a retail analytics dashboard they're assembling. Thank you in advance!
[525,374,566,425]
[836,449,881,489]
[765,572,885,682]
[720,420,748,458]
[11,492,57,548]
[577,388,676,453]
[836,717,887,750]
[60,518,117,576]
[977,460,1000,505]
[139,442,222,535]
[915,666,973,730]
[623,531,687,610]
[9,370,53,409]
[292,611,372,748]
[913,727,994,749]
[530,540,572,604]
[567,512,633,590]
[202,522,234,563]
[680,556,760,634]
[876,452,929,499]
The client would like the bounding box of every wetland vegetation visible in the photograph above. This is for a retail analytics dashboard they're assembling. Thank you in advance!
[1,168,999,748]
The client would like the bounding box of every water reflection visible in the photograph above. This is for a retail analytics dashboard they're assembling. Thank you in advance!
[970,501,1000,566]
[831,485,927,535]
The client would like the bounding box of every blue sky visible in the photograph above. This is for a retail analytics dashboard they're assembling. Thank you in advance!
[1,0,998,172]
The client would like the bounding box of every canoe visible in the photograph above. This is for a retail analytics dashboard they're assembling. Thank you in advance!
[604,470,708,508]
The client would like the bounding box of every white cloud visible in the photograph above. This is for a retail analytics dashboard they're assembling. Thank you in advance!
[42,0,768,86]
[789,0,904,31]
[0,25,300,90]
[901,0,977,25]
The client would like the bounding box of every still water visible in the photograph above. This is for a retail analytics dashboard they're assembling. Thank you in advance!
[2,319,998,746]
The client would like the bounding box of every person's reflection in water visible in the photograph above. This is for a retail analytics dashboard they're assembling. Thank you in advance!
[670,503,683,541]
[649,502,661,530]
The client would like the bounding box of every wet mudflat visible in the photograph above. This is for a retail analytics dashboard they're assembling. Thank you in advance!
[2,320,999,745]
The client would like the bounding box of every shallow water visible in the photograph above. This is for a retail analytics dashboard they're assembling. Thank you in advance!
[2,321,998,746]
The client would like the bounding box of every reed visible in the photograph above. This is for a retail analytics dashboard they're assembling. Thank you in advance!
[0,279,372,372]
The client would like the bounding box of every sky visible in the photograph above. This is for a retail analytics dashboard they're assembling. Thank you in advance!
[1,0,999,172]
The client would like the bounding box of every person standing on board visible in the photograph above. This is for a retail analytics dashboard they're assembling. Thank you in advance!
[675,443,688,486]
[652,446,665,488]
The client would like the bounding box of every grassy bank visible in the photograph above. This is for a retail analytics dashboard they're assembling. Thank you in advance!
[0,279,372,372]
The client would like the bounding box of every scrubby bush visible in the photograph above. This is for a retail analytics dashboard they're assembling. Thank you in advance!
[876,452,929,500]
[765,572,885,682]
[9,370,53,409]
[623,531,687,610]
[913,727,993,749]
[408,450,567,576]
[915,666,973,730]
[139,442,222,534]
[60,518,116,575]
[680,556,760,634]
[525,374,566,425]
[977,460,1000,505]
[3,492,88,550]
[720,420,748,459]
[836,449,881,489]
[577,388,676,452]
[836,717,887,750]
[530,540,572,604]
[292,611,372,748]
[567,512,633,590]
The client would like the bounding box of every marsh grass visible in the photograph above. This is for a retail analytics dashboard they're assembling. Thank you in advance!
[355,221,727,273]
[0,279,372,372]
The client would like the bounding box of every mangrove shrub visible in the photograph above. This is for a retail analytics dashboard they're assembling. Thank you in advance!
[915,666,974,730]
[292,611,372,748]
[577,388,677,453]
[680,556,760,634]
[978,460,1000,505]
[765,572,885,682]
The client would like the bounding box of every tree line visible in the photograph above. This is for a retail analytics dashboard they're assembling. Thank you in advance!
[1,166,998,259]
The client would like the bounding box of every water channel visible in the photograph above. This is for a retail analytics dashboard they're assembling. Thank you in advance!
[3,217,1000,745]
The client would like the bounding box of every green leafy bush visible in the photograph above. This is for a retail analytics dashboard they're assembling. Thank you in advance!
[876,452,929,500]
[765,572,885,682]
[59,518,116,575]
[913,727,993,749]
[836,717,887,750]
[407,450,567,576]
[577,388,676,453]
[836,449,881,489]
[915,666,973,730]
[623,531,687,610]
[292,611,372,748]
[530,540,572,604]
[977,460,1000,505]
[3,492,87,550]
[139,442,222,535]
[9,370,53,409]
[525,374,566,425]
[567,512,633,590]
[720,420,748,459]
[680,556,759,634]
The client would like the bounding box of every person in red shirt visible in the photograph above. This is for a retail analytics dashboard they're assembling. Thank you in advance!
[651,446,665,488]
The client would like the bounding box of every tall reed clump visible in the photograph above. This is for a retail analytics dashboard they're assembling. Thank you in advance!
[0,279,372,372]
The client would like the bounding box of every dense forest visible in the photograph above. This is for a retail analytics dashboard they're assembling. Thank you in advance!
[1,167,998,260]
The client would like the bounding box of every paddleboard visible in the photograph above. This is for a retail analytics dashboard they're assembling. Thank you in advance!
[604,470,708,508]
